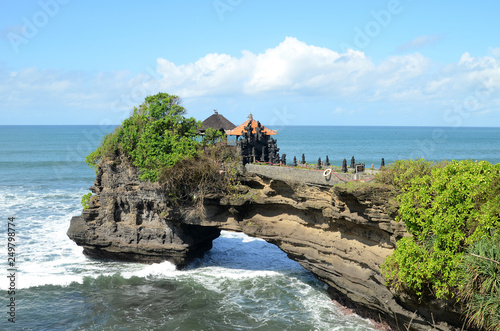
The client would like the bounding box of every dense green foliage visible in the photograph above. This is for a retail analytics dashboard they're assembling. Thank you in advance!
[85,93,201,181]
[379,159,500,301]
[81,192,92,210]
[374,158,435,189]
[84,92,240,217]
[459,237,500,330]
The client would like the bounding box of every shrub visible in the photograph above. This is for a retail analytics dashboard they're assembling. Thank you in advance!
[381,160,500,300]
[158,142,240,205]
[158,142,240,220]
[201,127,226,146]
[375,158,436,189]
[81,192,92,210]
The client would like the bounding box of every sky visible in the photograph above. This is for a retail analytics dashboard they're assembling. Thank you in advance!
[1,0,500,127]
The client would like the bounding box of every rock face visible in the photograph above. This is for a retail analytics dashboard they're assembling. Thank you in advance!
[68,161,462,330]
[67,160,220,267]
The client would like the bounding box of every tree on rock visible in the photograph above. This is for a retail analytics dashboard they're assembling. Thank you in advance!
[85,92,201,181]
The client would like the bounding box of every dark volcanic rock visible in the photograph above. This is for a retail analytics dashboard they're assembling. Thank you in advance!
[67,160,220,267]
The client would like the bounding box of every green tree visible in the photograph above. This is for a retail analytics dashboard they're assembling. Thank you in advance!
[202,127,226,146]
[85,92,202,181]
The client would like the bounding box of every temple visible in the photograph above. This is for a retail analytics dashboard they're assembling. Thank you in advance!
[198,109,236,135]
[226,114,280,165]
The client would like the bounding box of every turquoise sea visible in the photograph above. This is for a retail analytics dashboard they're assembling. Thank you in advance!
[276,126,500,167]
[1,125,499,330]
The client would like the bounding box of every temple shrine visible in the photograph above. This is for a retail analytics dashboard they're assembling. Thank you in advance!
[226,114,280,165]
[198,109,236,135]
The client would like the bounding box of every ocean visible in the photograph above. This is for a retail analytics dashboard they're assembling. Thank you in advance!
[1,125,499,330]
[275,126,500,167]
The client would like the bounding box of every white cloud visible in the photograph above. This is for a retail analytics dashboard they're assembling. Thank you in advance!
[458,51,497,69]
[156,51,254,97]
[368,53,432,101]
[154,37,452,103]
[243,37,373,94]
[2,37,500,124]
[0,66,139,113]
[157,37,376,98]
[426,51,500,100]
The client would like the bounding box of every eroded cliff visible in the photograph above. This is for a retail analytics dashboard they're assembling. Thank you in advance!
[68,160,462,330]
[68,160,220,267]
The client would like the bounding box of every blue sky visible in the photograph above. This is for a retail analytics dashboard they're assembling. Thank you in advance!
[1,0,499,126]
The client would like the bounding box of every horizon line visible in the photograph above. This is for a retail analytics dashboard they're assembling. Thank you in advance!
[1,124,500,129]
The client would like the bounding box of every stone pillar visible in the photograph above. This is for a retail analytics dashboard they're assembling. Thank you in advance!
[261,146,266,162]
[342,158,348,173]
[281,154,286,166]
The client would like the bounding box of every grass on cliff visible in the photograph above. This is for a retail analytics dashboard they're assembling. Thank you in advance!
[377,159,500,330]
[84,92,240,214]
[459,237,500,331]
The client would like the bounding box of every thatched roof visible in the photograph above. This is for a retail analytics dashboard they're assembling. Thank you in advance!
[199,110,236,134]
[226,114,277,136]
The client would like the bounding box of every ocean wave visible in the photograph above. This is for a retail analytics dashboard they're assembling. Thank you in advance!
[10,230,311,290]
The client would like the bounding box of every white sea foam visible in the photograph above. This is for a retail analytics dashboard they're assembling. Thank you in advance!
[1,183,300,289]
[5,215,307,290]
[2,190,301,288]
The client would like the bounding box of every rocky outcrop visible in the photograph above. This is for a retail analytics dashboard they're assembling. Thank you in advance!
[68,160,463,330]
[200,176,461,331]
[68,160,220,267]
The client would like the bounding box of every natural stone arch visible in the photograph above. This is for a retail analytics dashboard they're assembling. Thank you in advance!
[68,160,462,331]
